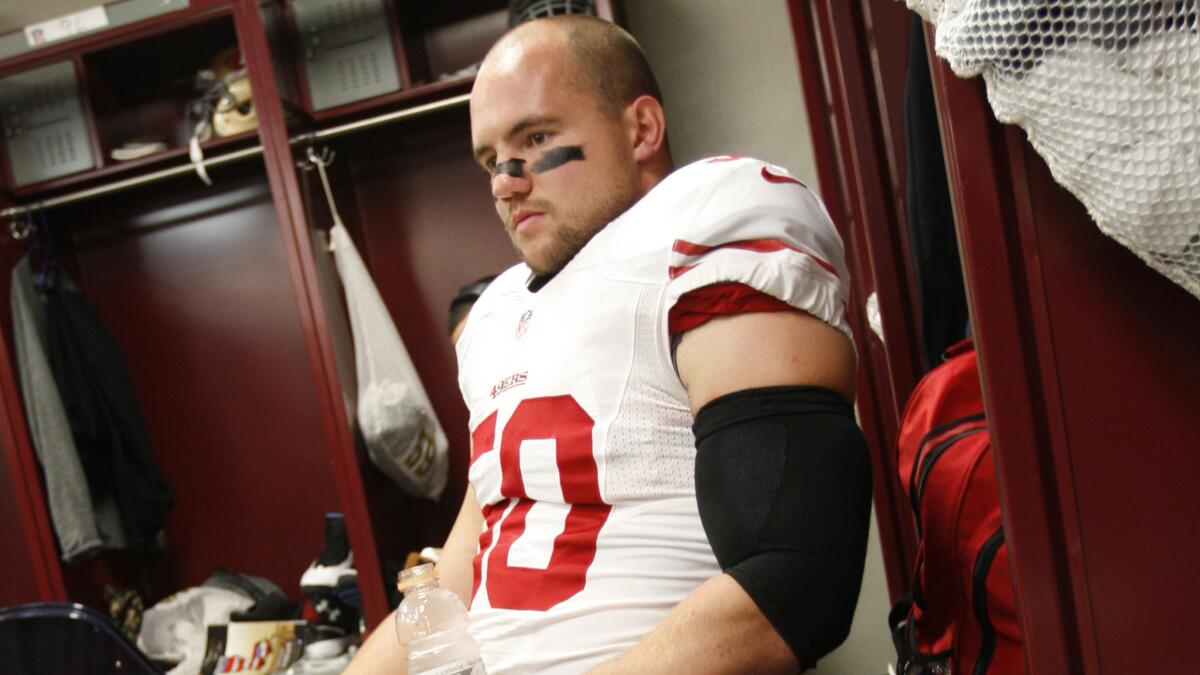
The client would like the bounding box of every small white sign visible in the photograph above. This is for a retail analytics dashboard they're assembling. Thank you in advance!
[24,6,110,47]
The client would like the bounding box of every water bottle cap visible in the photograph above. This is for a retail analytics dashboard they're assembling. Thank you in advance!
[396,562,438,591]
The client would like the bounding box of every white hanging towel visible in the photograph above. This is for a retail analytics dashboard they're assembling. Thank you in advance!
[329,222,448,500]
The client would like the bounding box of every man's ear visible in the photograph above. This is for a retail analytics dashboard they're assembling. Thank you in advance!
[624,95,667,162]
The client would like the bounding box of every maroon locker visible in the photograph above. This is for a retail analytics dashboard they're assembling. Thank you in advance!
[927,29,1200,673]
[791,1,1200,673]
[787,0,929,601]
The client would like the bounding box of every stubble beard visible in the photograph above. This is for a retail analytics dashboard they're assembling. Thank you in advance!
[509,182,640,277]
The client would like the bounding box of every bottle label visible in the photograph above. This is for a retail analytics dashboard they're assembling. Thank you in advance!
[413,657,486,675]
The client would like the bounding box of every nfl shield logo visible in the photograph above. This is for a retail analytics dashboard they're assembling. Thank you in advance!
[516,309,532,338]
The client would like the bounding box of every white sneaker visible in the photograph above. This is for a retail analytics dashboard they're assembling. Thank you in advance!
[300,551,354,593]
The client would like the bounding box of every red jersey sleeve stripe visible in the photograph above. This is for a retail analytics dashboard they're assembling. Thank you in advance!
[668,282,799,335]
[671,237,839,277]
[668,264,695,279]
[760,165,807,187]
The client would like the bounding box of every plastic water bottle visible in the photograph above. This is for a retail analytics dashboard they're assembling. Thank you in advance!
[394,563,486,675]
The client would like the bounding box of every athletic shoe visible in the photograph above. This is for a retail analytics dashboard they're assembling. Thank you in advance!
[300,513,353,593]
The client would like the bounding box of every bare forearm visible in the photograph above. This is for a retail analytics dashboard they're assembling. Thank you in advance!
[587,573,796,675]
[343,610,405,675]
[345,487,483,674]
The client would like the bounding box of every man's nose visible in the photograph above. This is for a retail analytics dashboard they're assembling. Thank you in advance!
[492,167,532,201]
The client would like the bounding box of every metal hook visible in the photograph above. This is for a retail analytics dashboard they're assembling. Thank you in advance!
[305,145,335,169]
[303,146,344,237]
[9,212,33,241]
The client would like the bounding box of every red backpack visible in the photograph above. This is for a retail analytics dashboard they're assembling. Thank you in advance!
[889,339,1026,674]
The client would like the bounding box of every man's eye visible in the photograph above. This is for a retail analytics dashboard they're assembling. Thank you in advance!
[530,132,548,146]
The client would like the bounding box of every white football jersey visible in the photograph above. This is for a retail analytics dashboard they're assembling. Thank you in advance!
[455,156,850,674]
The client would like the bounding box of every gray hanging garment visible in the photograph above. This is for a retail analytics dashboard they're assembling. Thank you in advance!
[10,254,126,561]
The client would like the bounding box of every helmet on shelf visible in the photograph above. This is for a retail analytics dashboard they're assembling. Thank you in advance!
[508,0,596,27]
[208,46,257,137]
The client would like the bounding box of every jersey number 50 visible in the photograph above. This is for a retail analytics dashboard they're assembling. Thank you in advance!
[470,395,611,611]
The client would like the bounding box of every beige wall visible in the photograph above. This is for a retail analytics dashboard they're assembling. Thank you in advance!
[624,2,894,673]
[623,0,821,190]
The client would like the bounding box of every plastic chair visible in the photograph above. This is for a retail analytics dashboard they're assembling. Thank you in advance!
[0,602,163,675]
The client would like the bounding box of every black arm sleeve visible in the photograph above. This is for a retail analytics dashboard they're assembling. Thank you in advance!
[693,386,873,671]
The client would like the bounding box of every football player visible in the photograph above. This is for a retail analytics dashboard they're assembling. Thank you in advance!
[347,14,871,675]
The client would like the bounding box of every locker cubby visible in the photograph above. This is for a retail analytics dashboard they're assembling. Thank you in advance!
[289,104,516,609]
[391,1,509,91]
[80,13,252,169]
[0,156,345,613]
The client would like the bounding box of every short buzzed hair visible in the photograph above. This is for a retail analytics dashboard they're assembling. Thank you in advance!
[510,15,663,118]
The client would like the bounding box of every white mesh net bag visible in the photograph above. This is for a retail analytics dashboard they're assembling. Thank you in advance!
[908,0,1200,299]
[330,222,448,501]
[310,147,448,501]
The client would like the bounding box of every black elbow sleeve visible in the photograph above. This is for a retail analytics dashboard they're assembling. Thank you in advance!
[693,386,873,670]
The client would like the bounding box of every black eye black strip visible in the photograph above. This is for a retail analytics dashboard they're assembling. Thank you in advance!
[494,158,526,178]
[531,146,585,174]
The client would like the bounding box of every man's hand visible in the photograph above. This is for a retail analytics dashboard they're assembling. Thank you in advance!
[342,487,484,675]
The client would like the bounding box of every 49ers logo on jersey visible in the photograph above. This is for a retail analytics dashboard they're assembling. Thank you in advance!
[490,371,527,399]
